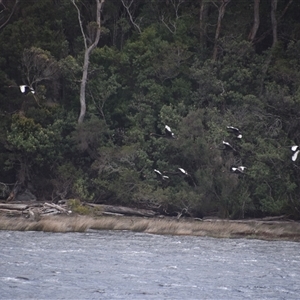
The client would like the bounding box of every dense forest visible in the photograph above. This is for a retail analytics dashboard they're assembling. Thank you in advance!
[0,0,300,219]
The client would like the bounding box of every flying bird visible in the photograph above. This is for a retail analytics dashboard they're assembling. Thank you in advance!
[150,125,176,139]
[154,169,169,180]
[178,167,189,176]
[164,167,189,176]
[164,125,175,138]
[291,145,299,162]
[19,85,35,95]
[163,168,196,187]
[230,166,247,174]
[227,126,242,139]
[222,141,238,153]
[178,167,197,186]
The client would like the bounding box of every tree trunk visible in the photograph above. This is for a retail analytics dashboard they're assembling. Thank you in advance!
[270,0,278,47]
[248,0,260,42]
[86,203,157,217]
[0,203,29,210]
[253,0,293,45]
[78,50,90,124]
[72,0,105,124]
[212,0,231,61]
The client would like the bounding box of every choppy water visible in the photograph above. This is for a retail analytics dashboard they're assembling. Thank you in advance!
[0,230,299,299]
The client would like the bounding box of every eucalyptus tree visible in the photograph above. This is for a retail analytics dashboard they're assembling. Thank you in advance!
[22,47,60,99]
[212,0,231,61]
[71,0,105,124]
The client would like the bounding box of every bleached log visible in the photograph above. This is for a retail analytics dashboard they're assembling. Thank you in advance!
[0,203,28,210]
[86,203,157,217]
[28,202,44,207]
[0,208,23,216]
[102,211,124,216]
[26,208,41,221]
[28,209,35,219]
[41,211,61,216]
[44,202,68,213]
[260,215,287,221]
[42,209,58,214]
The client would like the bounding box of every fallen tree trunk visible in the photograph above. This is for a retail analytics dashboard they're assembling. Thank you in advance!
[102,211,125,216]
[0,203,28,210]
[0,200,71,218]
[44,202,69,214]
[0,208,23,216]
[86,203,157,217]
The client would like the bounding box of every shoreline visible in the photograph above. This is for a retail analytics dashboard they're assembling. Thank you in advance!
[1,214,300,242]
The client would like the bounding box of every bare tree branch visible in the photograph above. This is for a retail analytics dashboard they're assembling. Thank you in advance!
[0,0,18,30]
[159,0,186,35]
[160,14,176,34]
[71,0,88,49]
[22,47,60,87]
[120,0,141,33]
[170,0,185,20]
[212,0,231,61]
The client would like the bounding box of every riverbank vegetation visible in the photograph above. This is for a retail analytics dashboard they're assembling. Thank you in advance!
[1,214,300,242]
[1,1,300,220]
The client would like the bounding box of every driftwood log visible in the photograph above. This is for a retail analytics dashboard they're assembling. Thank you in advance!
[0,200,156,218]
[44,202,69,214]
[86,203,157,217]
[0,200,71,218]
[0,208,24,216]
[0,199,293,224]
[0,203,29,210]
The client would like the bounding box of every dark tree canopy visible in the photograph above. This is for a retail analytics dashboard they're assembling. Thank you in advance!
[0,0,300,219]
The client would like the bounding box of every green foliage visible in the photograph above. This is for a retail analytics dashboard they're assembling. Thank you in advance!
[68,199,93,215]
[7,115,58,158]
[259,194,285,216]
[53,162,94,201]
[1,0,300,219]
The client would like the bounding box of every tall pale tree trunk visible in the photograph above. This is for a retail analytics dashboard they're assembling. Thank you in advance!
[71,0,105,124]
[248,0,260,42]
[212,0,231,61]
[253,0,293,45]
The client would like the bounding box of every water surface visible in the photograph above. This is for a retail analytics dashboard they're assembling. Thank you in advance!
[0,230,299,299]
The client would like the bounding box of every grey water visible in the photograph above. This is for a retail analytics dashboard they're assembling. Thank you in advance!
[0,230,299,300]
